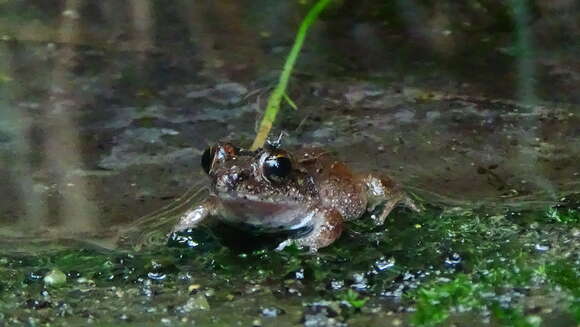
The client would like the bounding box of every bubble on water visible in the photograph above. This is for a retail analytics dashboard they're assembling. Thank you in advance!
[293,268,305,280]
[260,306,285,318]
[444,252,462,267]
[328,279,344,290]
[374,256,396,272]
[147,272,167,281]
[403,272,415,281]
[381,283,405,298]
[351,272,368,290]
[43,269,67,286]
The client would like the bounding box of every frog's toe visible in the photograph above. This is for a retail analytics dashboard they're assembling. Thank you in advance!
[275,239,316,252]
[275,239,295,251]
[285,209,343,252]
[402,195,422,213]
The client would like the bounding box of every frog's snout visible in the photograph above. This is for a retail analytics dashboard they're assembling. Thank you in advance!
[216,172,238,191]
[214,166,249,192]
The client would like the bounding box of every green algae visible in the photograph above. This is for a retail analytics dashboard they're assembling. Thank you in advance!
[0,195,578,325]
[406,194,580,326]
[546,207,580,225]
[337,289,369,310]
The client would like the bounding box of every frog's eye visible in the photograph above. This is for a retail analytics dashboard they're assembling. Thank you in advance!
[202,143,239,174]
[218,143,238,159]
[201,146,216,174]
[262,152,292,182]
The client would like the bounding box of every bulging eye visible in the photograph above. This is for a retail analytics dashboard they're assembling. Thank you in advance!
[218,143,238,159]
[262,152,292,182]
[202,143,239,174]
[201,146,216,174]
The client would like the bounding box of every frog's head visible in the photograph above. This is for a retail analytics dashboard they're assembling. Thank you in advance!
[200,143,316,226]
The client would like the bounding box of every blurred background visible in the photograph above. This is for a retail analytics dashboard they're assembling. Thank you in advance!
[0,0,578,238]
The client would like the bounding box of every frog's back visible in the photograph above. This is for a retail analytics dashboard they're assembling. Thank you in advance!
[294,148,368,221]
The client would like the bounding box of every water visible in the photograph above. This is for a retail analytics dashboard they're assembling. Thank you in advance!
[0,1,579,326]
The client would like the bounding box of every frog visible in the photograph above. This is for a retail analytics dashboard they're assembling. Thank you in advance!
[172,142,420,252]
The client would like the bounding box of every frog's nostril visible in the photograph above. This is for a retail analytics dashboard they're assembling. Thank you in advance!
[218,173,239,190]
[237,171,249,181]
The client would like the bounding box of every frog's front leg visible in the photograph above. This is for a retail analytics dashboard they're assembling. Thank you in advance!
[363,174,420,225]
[277,208,343,252]
[172,196,218,233]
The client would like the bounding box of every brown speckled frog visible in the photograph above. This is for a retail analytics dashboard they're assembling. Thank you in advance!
[173,142,419,252]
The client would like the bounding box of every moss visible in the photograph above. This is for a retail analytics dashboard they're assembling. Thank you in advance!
[409,266,546,326]
[337,289,369,310]
[407,198,580,326]
[411,274,481,326]
[545,194,580,225]
[545,207,580,225]
[491,304,541,327]
[545,261,580,322]
[0,199,577,325]
[407,240,580,326]
[546,261,579,293]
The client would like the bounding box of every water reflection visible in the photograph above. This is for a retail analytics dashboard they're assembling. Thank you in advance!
[0,43,47,233]
[0,0,578,241]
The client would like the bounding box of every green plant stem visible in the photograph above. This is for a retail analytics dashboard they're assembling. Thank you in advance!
[250,0,333,150]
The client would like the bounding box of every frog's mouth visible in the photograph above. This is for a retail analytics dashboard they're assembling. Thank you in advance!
[216,192,312,232]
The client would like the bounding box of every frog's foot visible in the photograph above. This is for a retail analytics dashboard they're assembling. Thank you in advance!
[402,195,422,213]
[277,208,343,253]
[372,194,421,225]
[275,239,299,252]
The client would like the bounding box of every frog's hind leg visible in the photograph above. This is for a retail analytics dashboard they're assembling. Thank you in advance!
[401,195,421,213]
[364,174,421,225]
[373,194,420,225]
[276,208,343,252]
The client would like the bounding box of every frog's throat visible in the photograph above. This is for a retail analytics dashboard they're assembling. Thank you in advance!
[216,191,306,205]
[216,193,314,232]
